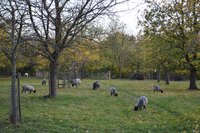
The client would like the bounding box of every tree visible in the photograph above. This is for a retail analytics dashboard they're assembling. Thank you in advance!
[58,37,103,79]
[0,27,11,69]
[141,35,181,84]
[104,20,134,78]
[0,0,28,124]
[128,34,146,80]
[141,0,200,89]
[25,0,128,97]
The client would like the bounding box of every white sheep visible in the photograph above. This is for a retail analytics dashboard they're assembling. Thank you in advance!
[153,85,163,93]
[134,96,148,111]
[93,81,100,90]
[22,85,36,94]
[109,87,118,96]
[24,73,28,77]
[71,78,81,87]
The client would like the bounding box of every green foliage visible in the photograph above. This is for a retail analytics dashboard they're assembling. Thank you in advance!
[103,27,136,78]
[0,78,200,132]
[142,35,182,72]
[58,38,106,73]
[141,0,200,71]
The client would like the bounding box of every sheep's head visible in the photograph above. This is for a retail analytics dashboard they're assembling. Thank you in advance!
[33,90,36,93]
[115,93,118,96]
[134,106,138,111]
[161,90,163,93]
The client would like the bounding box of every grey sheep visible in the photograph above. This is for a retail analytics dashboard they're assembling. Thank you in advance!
[153,85,163,93]
[22,85,36,94]
[134,96,148,111]
[110,87,118,96]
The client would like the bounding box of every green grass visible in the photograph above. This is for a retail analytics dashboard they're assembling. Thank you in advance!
[0,77,200,133]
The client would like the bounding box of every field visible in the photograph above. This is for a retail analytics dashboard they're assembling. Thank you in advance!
[0,77,200,133]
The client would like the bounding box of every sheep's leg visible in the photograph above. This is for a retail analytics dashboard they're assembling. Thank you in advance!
[143,105,146,111]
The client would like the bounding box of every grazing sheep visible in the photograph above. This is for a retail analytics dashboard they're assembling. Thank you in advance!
[71,78,81,87]
[110,87,118,96]
[24,73,28,77]
[93,81,100,90]
[22,85,36,94]
[134,96,148,111]
[41,78,47,85]
[153,85,163,93]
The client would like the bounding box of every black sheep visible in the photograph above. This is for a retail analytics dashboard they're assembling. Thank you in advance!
[93,81,100,90]
[41,78,47,85]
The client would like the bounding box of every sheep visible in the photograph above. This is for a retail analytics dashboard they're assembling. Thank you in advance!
[134,96,148,111]
[71,78,81,87]
[22,85,36,94]
[41,78,47,85]
[153,85,163,93]
[24,73,28,77]
[109,87,118,96]
[93,81,100,90]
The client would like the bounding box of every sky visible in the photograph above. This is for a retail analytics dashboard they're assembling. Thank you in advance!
[115,0,146,35]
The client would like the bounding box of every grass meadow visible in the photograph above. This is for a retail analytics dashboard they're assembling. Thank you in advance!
[0,77,200,133]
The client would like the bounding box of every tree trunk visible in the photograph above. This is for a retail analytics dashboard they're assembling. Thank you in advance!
[49,58,58,98]
[73,61,77,79]
[157,70,160,82]
[188,66,199,90]
[10,53,18,124]
[164,69,170,85]
[108,71,111,80]
[119,68,122,79]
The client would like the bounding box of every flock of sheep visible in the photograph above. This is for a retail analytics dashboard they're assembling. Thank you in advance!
[21,77,164,112]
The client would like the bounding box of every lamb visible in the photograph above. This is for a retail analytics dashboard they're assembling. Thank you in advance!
[41,78,47,85]
[93,81,100,90]
[153,85,163,93]
[110,87,118,96]
[22,85,36,94]
[134,96,148,111]
[71,78,81,87]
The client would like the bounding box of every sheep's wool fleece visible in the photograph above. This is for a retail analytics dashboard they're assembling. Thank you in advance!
[137,96,148,106]
[23,85,35,90]
[153,85,161,90]
[110,87,116,92]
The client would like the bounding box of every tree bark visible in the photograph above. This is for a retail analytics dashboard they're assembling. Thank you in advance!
[188,66,199,90]
[119,68,122,79]
[49,55,58,98]
[10,9,19,124]
[164,69,170,85]
[10,53,18,124]
[157,70,160,82]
